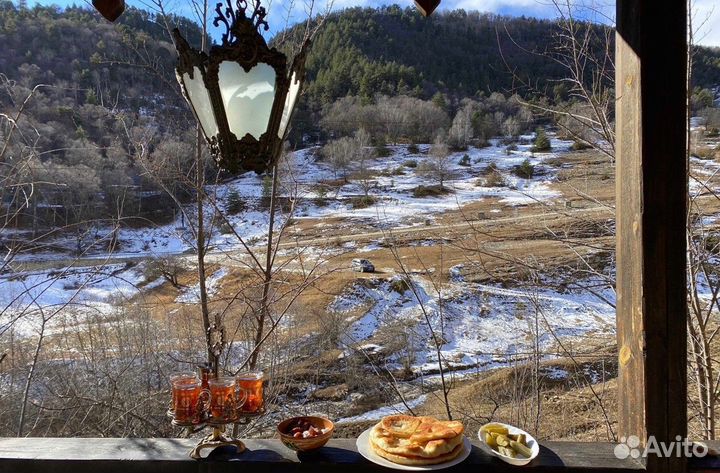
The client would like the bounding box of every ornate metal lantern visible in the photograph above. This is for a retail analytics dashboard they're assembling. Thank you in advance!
[172,0,309,174]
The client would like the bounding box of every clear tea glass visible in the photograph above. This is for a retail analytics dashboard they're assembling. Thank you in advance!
[237,370,264,413]
[171,374,202,423]
[209,377,246,421]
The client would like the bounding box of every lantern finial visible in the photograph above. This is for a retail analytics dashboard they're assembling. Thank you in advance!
[214,0,270,46]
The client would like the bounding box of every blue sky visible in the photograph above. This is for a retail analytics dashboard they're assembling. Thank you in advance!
[27,0,720,46]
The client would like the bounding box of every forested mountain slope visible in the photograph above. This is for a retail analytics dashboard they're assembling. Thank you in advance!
[1,2,719,230]
[298,6,720,108]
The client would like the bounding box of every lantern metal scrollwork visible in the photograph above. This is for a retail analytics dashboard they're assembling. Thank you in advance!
[173,0,309,174]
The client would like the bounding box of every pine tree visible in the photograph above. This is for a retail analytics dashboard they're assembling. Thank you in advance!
[532,127,552,152]
[226,189,245,215]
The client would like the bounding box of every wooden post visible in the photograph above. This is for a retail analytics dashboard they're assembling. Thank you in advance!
[616,1,687,472]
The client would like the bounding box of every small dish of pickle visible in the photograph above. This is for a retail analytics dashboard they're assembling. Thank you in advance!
[478,422,539,466]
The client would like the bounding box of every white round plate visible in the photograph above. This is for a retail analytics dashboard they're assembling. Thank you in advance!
[356,427,472,471]
[477,422,539,466]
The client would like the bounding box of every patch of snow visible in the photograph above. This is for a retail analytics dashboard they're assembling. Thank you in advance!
[175,268,229,303]
[543,367,569,380]
[0,263,155,338]
[335,394,428,424]
[329,274,615,377]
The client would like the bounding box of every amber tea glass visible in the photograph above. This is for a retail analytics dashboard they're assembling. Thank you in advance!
[208,377,245,421]
[237,371,264,413]
[171,374,202,423]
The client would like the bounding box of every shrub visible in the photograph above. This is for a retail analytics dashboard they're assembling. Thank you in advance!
[404,159,418,168]
[412,185,450,197]
[693,147,718,160]
[480,162,499,175]
[315,185,329,199]
[390,277,410,294]
[376,145,392,157]
[532,127,552,152]
[314,185,329,207]
[350,196,376,209]
[144,257,184,288]
[458,154,471,167]
[482,170,506,187]
[383,166,405,176]
[513,159,535,179]
[407,144,420,154]
[571,141,592,151]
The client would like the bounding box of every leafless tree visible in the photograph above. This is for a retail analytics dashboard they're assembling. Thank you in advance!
[499,0,615,160]
[685,0,720,440]
[448,102,474,149]
[353,128,376,198]
[418,134,453,189]
[323,136,355,181]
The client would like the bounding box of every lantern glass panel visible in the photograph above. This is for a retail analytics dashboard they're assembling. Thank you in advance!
[278,72,300,139]
[218,61,276,140]
[182,67,219,138]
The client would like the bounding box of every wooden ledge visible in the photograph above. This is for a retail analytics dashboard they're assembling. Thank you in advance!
[0,437,649,472]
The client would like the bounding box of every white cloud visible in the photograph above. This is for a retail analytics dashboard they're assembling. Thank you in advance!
[448,0,555,13]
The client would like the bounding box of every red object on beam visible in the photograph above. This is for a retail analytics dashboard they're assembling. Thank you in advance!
[414,0,440,16]
[92,0,125,22]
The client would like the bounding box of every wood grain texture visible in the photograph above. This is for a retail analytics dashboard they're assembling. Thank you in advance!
[0,437,644,473]
[615,1,688,473]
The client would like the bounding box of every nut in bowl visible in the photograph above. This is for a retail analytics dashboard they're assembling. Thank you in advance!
[277,416,334,452]
[478,422,539,466]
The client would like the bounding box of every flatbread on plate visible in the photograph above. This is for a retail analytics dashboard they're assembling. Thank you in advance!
[370,441,464,466]
[380,415,423,438]
[370,417,465,459]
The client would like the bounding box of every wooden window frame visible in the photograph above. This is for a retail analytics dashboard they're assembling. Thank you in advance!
[615,1,689,472]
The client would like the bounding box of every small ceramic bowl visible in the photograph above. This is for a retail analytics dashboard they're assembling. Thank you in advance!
[277,416,334,452]
[478,422,540,466]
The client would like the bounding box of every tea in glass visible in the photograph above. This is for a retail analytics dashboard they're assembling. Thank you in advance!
[237,371,264,413]
[209,377,238,421]
[171,374,202,423]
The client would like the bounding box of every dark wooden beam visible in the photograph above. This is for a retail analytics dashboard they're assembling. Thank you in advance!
[615,1,688,472]
[0,437,644,473]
